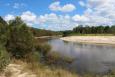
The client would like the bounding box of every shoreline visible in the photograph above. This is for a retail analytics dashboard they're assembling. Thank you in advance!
[60,36,115,45]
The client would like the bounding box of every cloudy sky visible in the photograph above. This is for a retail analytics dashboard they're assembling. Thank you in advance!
[0,0,115,31]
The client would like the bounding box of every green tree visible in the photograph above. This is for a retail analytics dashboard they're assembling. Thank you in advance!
[72,25,115,34]
[6,17,34,58]
[104,26,110,33]
[0,16,9,46]
[0,16,7,26]
[111,25,115,34]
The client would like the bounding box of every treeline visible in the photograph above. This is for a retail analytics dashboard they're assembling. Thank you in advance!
[62,25,115,36]
[31,28,61,37]
[73,25,115,34]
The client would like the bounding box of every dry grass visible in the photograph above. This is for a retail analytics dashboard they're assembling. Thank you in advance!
[4,70,12,77]
[0,59,78,77]
[23,61,78,77]
[1,59,115,77]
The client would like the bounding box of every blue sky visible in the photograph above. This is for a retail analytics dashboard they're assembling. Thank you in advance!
[0,0,85,16]
[1,0,115,31]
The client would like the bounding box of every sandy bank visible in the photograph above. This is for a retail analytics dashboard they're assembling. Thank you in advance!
[60,36,115,45]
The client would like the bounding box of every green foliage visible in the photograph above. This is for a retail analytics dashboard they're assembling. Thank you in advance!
[6,17,34,58]
[0,17,9,46]
[45,51,74,65]
[111,25,115,35]
[0,16,7,26]
[63,31,69,37]
[31,27,61,37]
[73,25,115,34]
[0,45,10,71]
[35,41,51,56]
[40,44,51,55]
[23,51,41,63]
[8,17,24,26]
[62,30,73,37]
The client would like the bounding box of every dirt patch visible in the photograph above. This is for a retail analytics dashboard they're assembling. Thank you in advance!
[0,64,36,77]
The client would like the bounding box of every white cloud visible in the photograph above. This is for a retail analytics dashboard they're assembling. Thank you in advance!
[38,13,78,30]
[5,3,26,9]
[50,0,115,27]
[4,11,38,26]
[5,0,115,31]
[72,0,115,26]
[4,11,78,30]
[4,0,115,31]
[38,13,58,24]
[79,1,85,7]
[72,15,89,22]
[49,2,60,11]
[61,4,76,12]
[4,14,15,21]
[13,3,26,9]
[49,2,76,12]
[21,11,38,25]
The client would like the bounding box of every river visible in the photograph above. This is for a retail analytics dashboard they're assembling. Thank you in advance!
[47,38,115,74]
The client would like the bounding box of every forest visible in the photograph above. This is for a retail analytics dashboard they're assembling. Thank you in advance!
[62,25,115,36]
[31,27,61,37]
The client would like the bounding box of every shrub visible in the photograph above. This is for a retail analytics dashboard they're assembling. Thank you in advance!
[24,51,41,63]
[45,52,73,65]
[6,17,34,59]
[40,44,51,55]
[0,17,9,46]
[34,39,51,56]
[0,45,10,71]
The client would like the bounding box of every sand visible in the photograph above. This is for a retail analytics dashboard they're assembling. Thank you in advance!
[0,64,36,77]
[60,36,115,45]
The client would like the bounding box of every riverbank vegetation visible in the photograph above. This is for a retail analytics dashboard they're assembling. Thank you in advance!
[62,25,115,36]
[0,16,115,77]
[0,16,77,77]
[31,27,61,37]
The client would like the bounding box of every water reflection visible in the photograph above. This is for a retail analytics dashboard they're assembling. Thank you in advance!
[48,39,115,74]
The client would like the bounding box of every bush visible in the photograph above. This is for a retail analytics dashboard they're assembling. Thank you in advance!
[34,39,51,56]
[24,51,41,63]
[6,17,34,59]
[0,45,10,71]
[0,17,9,46]
[45,52,73,65]
[40,44,51,55]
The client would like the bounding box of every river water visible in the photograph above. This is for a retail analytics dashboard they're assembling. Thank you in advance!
[47,38,115,74]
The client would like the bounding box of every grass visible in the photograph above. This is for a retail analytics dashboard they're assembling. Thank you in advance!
[4,70,12,77]
[67,33,115,36]
[1,57,115,77]
[11,59,79,77]
[27,63,77,77]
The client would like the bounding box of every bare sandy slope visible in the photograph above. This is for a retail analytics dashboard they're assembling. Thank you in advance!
[0,64,36,77]
[60,36,115,45]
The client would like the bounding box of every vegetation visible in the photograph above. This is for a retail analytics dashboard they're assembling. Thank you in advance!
[0,17,9,46]
[0,45,10,71]
[6,17,34,59]
[73,25,115,34]
[0,16,76,77]
[1,16,115,77]
[0,17,10,71]
[31,27,61,37]
[62,25,115,36]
